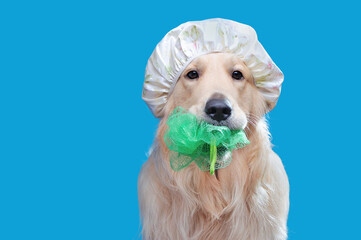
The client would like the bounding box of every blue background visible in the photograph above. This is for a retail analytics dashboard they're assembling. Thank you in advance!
[1,0,360,239]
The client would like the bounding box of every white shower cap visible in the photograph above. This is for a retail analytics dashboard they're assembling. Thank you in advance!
[142,18,284,118]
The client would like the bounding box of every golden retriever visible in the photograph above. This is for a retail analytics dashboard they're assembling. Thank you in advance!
[138,52,289,240]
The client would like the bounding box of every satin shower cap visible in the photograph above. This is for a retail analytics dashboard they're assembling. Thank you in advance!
[142,18,284,118]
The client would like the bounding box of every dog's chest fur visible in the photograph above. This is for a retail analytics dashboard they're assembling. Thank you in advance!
[138,119,289,240]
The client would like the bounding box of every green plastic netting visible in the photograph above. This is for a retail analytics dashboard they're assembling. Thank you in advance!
[163,107,250,174]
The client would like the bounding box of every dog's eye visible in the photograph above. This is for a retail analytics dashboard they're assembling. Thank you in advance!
[232,71,244,80]
[186,70,199,79]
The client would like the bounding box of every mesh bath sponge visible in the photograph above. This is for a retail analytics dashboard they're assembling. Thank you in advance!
[163,107,250,174]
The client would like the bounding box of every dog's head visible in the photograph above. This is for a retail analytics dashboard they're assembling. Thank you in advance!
[167,52,267,131]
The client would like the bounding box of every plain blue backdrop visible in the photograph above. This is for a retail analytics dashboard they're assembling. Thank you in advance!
[1,0,360,239]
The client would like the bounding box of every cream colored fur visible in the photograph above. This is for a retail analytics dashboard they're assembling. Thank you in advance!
[138,53,289,240]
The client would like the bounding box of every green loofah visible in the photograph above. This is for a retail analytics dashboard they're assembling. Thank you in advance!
[163,107,250,174]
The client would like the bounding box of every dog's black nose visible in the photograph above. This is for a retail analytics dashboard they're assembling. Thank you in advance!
[205,99,232,122]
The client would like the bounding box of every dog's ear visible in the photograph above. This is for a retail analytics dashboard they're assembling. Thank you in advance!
[266,101,276,113]
[249,88,269,117]
[160,93,178,121]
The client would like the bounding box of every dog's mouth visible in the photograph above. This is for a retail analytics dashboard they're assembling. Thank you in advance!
[202,117,244,130]
[215,169,219,180]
